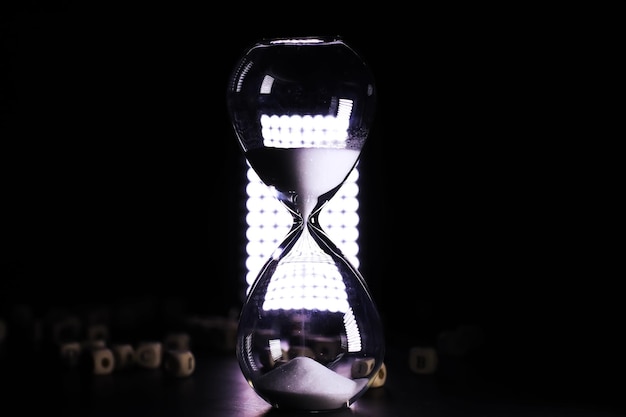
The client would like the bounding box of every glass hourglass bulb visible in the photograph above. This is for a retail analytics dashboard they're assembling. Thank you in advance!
[226,36,385,412]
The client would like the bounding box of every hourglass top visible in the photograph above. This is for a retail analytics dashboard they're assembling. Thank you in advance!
[226,37,377,217]
[226,36,376,154]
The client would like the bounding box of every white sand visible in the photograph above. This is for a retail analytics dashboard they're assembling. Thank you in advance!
[290,148,359,219]
[254,356,369,410]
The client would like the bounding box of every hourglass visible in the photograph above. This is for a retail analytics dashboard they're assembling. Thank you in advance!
[226,36,385,412]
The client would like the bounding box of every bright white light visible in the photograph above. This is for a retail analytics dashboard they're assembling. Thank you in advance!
[343,308,362,353]
[260,75,275,94]
[245,110,361,301]
[270,38,325,45]
[245,166,360,291]
[235,61,253,93]
[245,334,257,371]
[268,339,283,361]
[260,101,353,149]
[261,257,349,313]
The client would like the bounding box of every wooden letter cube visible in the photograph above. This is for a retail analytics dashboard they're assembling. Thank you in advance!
[59,341,82,369]
[135,341,162,369]
[82,347,115,375]
[409,346,438,375]
[351,357,376,378]
[163,349,195,378]
[111,343,135,371]
[370,362,387,388]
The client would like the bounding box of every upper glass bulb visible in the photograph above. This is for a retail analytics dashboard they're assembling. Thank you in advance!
[227,36,377,220]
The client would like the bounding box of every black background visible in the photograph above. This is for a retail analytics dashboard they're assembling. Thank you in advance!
[1,2,623,413]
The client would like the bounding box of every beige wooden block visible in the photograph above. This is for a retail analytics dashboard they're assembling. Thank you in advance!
[351,357,376,378]
[409,346,438,374]
[111,343,135,371]
[59,341,82,368]
[135,341,162,369]
[83,347,115,375]
[163,349,195,378]
[370,362,387,388]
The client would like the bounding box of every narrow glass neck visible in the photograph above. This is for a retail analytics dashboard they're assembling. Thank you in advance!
[278,183,343,226]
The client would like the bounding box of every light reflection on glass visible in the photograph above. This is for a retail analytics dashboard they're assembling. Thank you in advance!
[260,105,353,149]
[262,228,349,313]
[245,110,360,293]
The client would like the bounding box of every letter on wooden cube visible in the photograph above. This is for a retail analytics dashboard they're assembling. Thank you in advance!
[163,349,195,378]
[409,346,438,375]
[135,341,162,369]
[82,347,115,375]
[351,357,376,378]
[370,362,387,388]
[59,341,82,369]
[111,343,135,371]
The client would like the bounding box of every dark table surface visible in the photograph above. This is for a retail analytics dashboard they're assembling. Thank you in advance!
[2,343,624,417]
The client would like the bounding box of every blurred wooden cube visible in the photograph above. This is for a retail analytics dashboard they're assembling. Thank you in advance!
[135,341,162,369]
[111,343,135,371]
[59,341,82,369]
[81,347,115,375]
[163,349,195,378]
[409,346,438,375]
[351,357,376,378]
[370,362,387,388]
